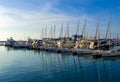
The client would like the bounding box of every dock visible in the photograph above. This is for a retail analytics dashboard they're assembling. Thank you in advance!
[92,50,120,58]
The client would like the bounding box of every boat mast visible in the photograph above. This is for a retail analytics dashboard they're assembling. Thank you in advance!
[59,24,63,38]
[117,33,119,45]
[105,15,112,41]
[50,25,53,39]
[76,20,80,35]
[65,22,69,38]
[96,17,100,50]
[41,27,44,39]
[82,19,86,38]
[105,15,112,50]
[95,17,100,40]
[53,25,56,38]
[45,27,47,38]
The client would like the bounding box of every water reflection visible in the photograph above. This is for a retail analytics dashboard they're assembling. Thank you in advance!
[5,46,27,52]
[0,46,120,82]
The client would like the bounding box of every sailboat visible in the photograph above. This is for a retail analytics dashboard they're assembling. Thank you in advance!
[56,24,64,53]
[72,19,93,55]
[93,16,120,58]
[61,22,73,53]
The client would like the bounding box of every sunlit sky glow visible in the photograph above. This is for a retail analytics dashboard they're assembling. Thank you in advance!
[0,0,120,40]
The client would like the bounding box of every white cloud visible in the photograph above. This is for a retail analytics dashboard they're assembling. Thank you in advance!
[0,4,104,40]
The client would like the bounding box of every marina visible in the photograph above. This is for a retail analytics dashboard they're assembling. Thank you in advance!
[0,0,120,82]
[1,17,120,59]
[1,39,120,58]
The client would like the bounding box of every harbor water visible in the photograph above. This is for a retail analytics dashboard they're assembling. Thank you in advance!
[0,46,120,82]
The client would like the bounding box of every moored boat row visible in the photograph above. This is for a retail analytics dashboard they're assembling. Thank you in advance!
[3,17,120,58]
[4,36,120,58]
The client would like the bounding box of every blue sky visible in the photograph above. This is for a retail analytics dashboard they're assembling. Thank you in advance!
[0,0,120,40]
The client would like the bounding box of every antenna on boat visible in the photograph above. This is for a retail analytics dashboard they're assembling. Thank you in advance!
[82,18,86,38]
[76,20,80,35]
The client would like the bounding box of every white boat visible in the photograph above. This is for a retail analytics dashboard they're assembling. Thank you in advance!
[5,37,16,46]
[92,50,105,58]
[38,46,45,50]
[72,49,93,55]
[13,41,29,48]
[102,46,120,57]
[61,48,72,53]
[44,47,56,51]
[102,51,120,57]
[56,48,62,53]
[92,46,120,58]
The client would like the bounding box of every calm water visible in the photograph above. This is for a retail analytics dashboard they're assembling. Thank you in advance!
[0,46,120,82]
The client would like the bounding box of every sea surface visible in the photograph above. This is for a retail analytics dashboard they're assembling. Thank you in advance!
[0,46,120,82]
